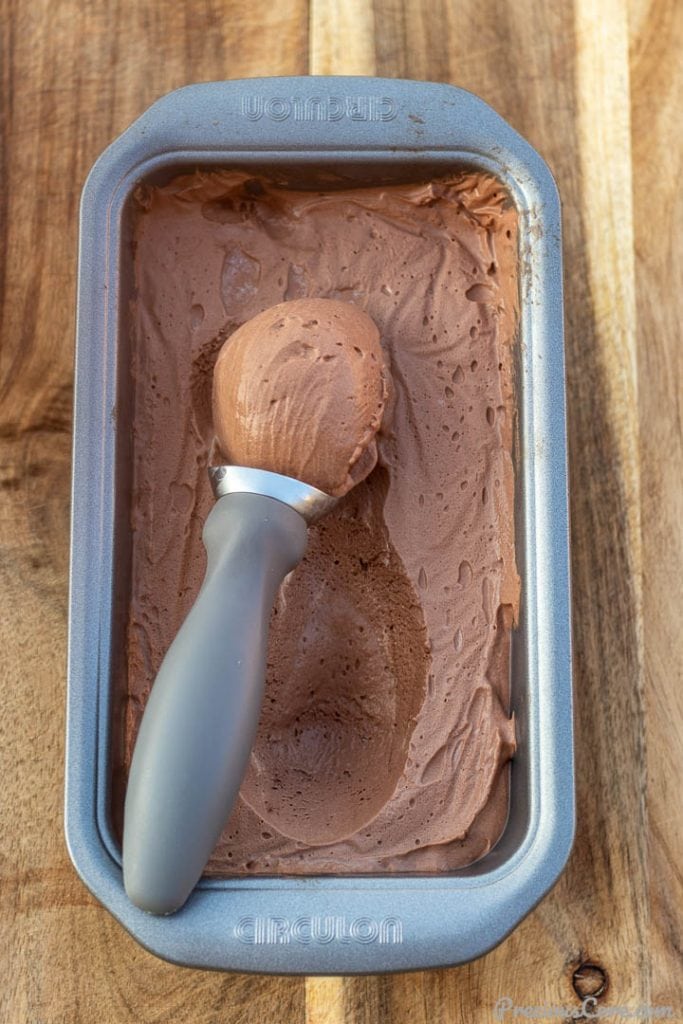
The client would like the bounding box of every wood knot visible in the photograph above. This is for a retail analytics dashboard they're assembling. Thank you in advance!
[572,961,609,999]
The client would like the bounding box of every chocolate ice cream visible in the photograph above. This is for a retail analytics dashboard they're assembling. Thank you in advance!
[121,168,519,873]
[212,298,389,496]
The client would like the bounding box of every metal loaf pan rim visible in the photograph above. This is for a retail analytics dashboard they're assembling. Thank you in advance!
[66,76,574,974]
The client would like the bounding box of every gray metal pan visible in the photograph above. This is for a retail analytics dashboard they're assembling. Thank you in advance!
[65,75,574,974]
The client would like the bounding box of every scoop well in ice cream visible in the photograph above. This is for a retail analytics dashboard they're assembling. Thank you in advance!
[212,298,389,496]
[119,168,520,874]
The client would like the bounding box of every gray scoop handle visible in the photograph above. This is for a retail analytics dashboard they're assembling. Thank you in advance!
[123,491,308,915]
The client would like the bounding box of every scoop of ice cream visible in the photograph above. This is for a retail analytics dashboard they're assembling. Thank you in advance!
[212,299,389,496]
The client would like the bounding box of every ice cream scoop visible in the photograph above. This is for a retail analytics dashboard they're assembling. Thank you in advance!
[123,299,388,915]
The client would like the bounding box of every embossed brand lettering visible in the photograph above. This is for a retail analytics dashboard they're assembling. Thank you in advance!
[235,915,403,945]
[240,95,397,123]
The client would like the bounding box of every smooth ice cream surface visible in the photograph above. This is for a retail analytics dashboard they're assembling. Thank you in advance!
[121,168,520,873]
[212,298,389,496]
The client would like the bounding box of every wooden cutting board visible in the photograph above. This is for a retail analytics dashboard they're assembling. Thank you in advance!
[1,0,681,1020]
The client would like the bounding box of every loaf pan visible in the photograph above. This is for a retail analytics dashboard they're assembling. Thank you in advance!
[66,76,574,974]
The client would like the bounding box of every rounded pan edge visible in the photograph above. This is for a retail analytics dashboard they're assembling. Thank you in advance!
[68,73,574,973]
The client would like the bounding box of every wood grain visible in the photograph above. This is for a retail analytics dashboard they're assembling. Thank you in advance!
[1,0,681,1020]
[629,0,683,1010]
[310,0,376,75]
